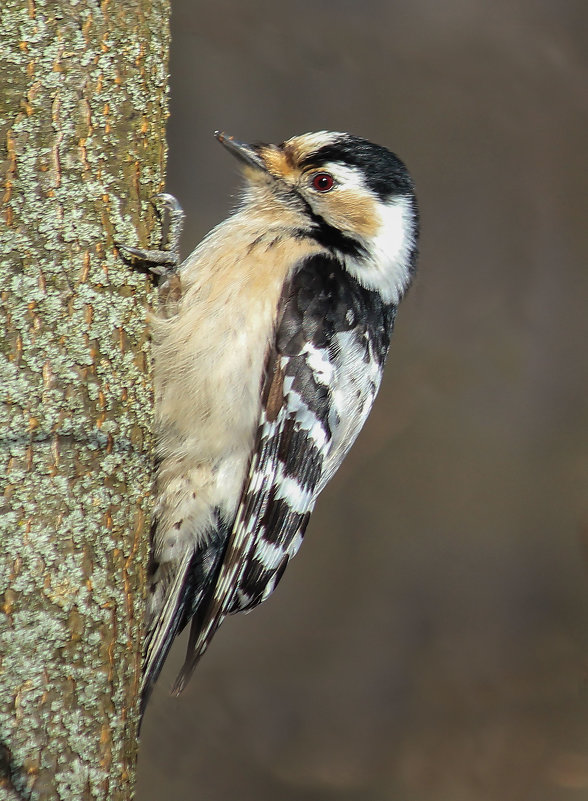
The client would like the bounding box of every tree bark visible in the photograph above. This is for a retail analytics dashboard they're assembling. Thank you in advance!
[0,1,169,799]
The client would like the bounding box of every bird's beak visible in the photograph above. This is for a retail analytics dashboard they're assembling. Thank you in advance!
[215,131,266,171]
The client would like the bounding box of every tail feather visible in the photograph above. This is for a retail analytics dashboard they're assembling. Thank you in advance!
[170,610,227,696]
[141,548,193,714]
[140,512,231,714]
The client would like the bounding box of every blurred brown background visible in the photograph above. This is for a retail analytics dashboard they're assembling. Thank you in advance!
[137,1,588,799]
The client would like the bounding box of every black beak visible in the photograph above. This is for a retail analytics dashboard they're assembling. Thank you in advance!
[215,131,266,171]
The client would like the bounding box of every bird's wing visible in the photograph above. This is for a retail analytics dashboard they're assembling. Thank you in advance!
[171,254,395,694]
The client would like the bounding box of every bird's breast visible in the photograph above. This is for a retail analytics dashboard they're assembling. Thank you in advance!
[152,216,325,469]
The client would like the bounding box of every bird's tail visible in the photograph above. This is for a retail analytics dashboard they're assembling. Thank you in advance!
[140,512,231,716]
[140,547,194,715]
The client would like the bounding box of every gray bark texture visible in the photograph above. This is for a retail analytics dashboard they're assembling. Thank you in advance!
[0,0,170,799]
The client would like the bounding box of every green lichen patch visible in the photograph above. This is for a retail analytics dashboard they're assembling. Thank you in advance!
[0,1,170,798]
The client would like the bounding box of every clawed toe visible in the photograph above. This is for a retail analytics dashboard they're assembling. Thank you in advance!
[118,193,185,276]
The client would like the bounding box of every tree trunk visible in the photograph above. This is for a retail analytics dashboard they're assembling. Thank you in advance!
[0,1,169,798]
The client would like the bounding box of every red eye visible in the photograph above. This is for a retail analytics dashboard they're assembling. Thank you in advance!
[311,172,334,192]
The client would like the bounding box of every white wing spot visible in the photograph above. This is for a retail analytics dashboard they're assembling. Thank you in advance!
[282,374,328,450]
[273,469,314,512]
[255,539,288,570]
[301,342,335,385]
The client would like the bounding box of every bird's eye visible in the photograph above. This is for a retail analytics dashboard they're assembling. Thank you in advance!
[311,172,335,192]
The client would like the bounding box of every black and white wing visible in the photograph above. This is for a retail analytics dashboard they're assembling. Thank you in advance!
[171,254,397,694]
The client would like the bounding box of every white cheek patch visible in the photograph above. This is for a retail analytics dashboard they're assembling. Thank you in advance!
[374,197,413,265]
[372,196,416,297]
[343,194,416,305]
[304,161,416,306]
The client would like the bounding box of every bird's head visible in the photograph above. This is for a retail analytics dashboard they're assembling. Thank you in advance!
[216,130,419,303]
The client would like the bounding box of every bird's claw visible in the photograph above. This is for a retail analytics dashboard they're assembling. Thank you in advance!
[118,193,185,276]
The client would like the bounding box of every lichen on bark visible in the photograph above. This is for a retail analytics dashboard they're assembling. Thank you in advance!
[0,1,170,798]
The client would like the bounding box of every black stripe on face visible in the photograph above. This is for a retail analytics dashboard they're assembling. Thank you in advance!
[298,134,415,201]
[299,215,368,259]
[290,186,367,259]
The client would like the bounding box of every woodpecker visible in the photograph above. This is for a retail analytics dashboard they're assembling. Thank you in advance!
[123,131,419,711]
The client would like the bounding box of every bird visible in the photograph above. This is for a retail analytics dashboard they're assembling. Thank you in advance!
[122,130,419,711]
